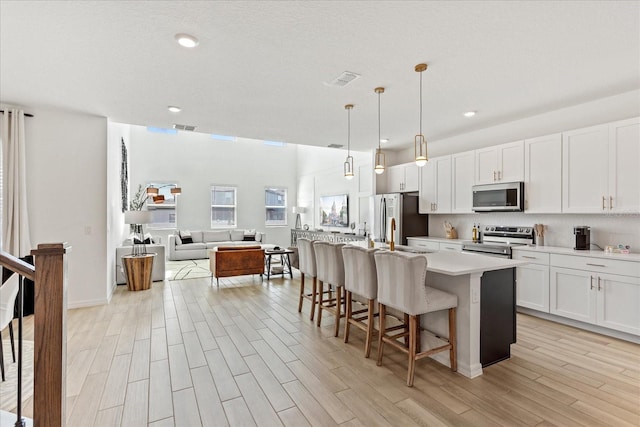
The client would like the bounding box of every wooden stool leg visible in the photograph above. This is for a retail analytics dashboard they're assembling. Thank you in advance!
[407,315,418,387]
[365,299,375,358]
[377,303,386,366]
[344,291,352,343]
[449,307,458,372]
[316,281,324,327]
[298,274,305,313]
[310,277,317,321]
[404,313,410,347]
[334,286,342,337]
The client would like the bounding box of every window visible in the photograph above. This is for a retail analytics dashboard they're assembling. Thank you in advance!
[146,183,178,229]
[211,185,237,228]
[265,187,287,226]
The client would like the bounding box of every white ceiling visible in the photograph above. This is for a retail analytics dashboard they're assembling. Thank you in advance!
[1,1,639,152]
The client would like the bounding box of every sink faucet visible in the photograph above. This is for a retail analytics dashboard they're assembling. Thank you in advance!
[389,217,396,251]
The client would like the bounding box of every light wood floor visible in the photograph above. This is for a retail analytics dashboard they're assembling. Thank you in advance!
[10,272,640,426]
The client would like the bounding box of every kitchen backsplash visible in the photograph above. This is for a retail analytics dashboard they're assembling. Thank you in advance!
[430,213,640,253]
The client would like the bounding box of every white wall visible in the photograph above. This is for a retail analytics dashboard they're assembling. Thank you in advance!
[25,107,109,307]
[296,145,372,234]
[107,121,130,295]
[128,127,298,248]
[395,89,640,161]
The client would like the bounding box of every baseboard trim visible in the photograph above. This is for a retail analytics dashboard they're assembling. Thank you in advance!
[517,307,640,344]
[68,297,108,309]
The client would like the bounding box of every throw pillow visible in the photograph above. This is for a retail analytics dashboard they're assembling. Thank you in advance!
[180,230,192,238]
[181,236,193,244]
[174,231,182,245]
[243,235,256,241]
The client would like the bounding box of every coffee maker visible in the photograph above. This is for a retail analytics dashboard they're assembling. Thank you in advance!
[574,226,591,250]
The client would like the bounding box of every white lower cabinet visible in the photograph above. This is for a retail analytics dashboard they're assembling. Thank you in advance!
[550,264,640,335]
[514,250,550,312]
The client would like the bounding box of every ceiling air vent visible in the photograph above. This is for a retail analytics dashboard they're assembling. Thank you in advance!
[326,71,361,87]
[327,144,343,148]
[173,123,197,131]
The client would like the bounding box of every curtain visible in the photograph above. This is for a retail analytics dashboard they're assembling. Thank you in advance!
[1,109,32,257]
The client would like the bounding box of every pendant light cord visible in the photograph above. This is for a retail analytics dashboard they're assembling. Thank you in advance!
[419,71,423,136]
[347,107,351,156]
[378,91,381,150]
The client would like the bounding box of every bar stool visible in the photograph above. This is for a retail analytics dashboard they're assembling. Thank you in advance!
[296,238,318,320]
[341,245,378,358]
[313,241,346,336]
[374,250,457,387]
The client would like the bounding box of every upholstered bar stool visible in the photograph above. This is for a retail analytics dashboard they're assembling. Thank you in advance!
[313,241,346,336]
[374,250,457,387]
[297,238,319,320]
[341,245,378,357]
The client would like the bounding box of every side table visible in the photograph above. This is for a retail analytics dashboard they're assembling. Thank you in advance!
[122,253,155,291]
[264,249,294,280]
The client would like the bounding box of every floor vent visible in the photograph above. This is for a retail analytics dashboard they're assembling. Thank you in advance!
[326,71,361,87]
[327,144,344,148]
[173,123,197,131]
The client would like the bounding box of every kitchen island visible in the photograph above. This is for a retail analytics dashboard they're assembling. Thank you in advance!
[419,250,525,378]
[353,242,526,378]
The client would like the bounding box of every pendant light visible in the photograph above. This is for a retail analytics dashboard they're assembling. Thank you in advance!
[374,87,386,175]
[344,104,355,180]
[414,63,428,167]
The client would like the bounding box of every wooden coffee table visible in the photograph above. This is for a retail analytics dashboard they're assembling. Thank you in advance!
[264,249,294,280]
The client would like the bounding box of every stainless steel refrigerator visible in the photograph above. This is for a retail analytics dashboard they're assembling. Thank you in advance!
[374,192,428,245]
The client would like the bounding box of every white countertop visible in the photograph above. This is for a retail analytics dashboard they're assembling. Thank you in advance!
[512,245,640,262]
[406,236,640,263]
[424,251,525,276]
[350,241,525,276]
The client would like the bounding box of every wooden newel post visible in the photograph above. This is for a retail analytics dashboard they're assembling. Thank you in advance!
[31,243,70,427]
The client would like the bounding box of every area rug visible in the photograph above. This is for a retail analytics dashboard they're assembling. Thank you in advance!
[0,340,34,413]
[166,259,212,281]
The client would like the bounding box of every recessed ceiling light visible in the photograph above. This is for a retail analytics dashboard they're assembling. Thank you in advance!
[463,111,476,117]
[175,33,199,48]
[168,106,181,113]
[380,138,389,143]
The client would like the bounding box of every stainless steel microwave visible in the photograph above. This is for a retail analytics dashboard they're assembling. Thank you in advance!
[472,182,524,212]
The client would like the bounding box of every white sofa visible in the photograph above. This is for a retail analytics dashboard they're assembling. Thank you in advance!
[168,229,267,261]
[116,236,166,284]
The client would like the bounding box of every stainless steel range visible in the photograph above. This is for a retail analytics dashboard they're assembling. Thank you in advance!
[462,225,534,258]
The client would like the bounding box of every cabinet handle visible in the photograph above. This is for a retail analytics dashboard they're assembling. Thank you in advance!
[493,171,497,181]
[498,171,502,180]
[597,276,602,291]
[602,196,606,210]
[609,196,613,210]
[434,203,437,211]
[521,255,538,259]
[590,276,594,290]
[586,263,606,268]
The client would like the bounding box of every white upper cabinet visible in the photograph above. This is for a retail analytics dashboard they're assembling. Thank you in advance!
[563,119,639,214]
[524,133,562,213]
[386,163,419,193]
[562,124,609,213]
[608,117,640,213]
[475,140,524,184]
[418,156,451,213]
[451,151,475,213]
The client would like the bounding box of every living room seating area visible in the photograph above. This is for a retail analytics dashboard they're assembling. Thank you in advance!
[168,229,267,260]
